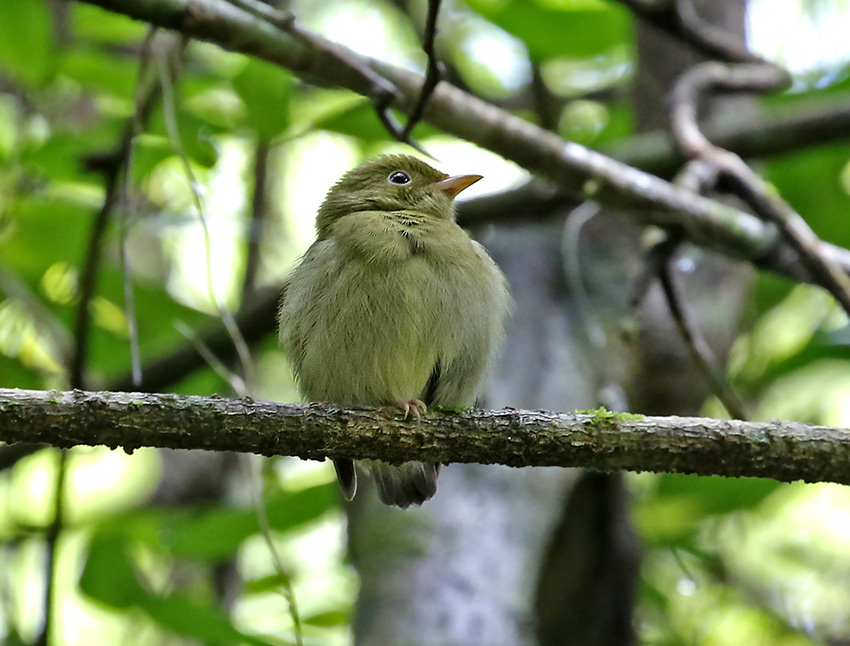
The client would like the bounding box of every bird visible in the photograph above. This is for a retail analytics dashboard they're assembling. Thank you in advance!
[278,154,509,508]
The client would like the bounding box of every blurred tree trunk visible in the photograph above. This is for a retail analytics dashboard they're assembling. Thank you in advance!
[347,1,752,645]
[348,221,592,646]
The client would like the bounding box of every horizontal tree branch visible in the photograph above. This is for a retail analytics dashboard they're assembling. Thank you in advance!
[603,95,850,177]
[78,0,850,290]
[2,388,850,485]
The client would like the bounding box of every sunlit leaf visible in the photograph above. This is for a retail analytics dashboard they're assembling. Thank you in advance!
[766,144,850,250]
[233,59,294,138]
[80,535,146,608]
[464,0,632,61]
[61,47,139,102]
[71,3,147,45]
[140,594,278,646]
[166,481,339,559]
[81,533,279,645]
[303,609,349,627]
[637,475,782,545]
[0,0,54,86]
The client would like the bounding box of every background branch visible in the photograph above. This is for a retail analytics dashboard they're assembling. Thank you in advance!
[77,0,850,293]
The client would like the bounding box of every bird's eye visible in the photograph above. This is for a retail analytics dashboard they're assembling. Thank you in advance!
[388,171,411,185]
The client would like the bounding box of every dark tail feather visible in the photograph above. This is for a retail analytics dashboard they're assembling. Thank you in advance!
[369,461,440,508]
[333,458,357,501]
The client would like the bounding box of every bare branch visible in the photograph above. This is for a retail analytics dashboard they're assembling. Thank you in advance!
[2,388,850,486]
[603,95,850,177]
[670,61,850,317]
[241,139,270,301]
[612,0,765,64]
[401,0,442,140]
[673,0,772,65]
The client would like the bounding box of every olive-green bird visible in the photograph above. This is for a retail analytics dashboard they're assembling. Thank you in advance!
[278,154,509,508]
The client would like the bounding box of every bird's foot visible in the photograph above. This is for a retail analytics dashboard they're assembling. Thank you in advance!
[395,398,427,421]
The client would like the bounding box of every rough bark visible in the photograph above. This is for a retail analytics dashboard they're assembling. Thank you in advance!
[2,387,850,483]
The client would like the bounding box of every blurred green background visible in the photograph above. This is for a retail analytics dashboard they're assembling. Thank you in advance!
[1,0,850,644]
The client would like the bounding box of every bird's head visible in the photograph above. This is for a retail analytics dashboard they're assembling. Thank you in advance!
[316,155,482,238]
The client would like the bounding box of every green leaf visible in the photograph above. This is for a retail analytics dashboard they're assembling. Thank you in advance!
[637,475,781,546]
[751,272,795,320]
[149,105,221,169]
[464,0,632,61]
[0,0,54,87]
[243,574,287,595]
[746,325,850,389]
[264,481,340,532]
[0,354,47,389]
[654,474,781,515]
[60,47,139,102]
[81,533,279,646]
[0,196,93,283]
[23,129,117,184]
[71,3,147,45]
[765,143,850,250]
[79,535,146,608]
[303,609,349,627]
[140,594,278,646]
[233,59,293,138]
[165,481,339,559]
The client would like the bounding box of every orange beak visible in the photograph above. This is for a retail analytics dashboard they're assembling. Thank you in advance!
[433,174,483,198]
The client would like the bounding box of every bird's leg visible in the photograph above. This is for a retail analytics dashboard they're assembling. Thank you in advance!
[395,398,428,421]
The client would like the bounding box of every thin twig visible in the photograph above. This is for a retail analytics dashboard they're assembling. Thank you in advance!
[154,43,255,390]
[657,257,748,419]
[241,139,270,301]
[250,458,303,646]
[401,0,442,139]
[630,160,719,307]
[173,321,247,394]
[561,202,630,411]
[238,134,302,644]
[119,28,161,388]
[372,93,434,157]
[631,161,748,419]
[34,450,68,646]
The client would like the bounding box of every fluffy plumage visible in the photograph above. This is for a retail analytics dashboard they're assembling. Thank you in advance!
[278,155,509,507]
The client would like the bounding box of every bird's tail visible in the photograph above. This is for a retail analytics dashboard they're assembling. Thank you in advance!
[365,460,440,508]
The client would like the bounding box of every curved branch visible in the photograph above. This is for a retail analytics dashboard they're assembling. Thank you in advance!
[1,388,849,486]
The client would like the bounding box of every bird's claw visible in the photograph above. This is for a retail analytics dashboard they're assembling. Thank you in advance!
[395,399,427,421]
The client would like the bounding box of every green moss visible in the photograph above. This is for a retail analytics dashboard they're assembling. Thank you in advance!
[433,405,472,415]
[576,406,645,426]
